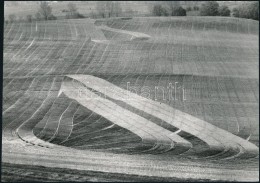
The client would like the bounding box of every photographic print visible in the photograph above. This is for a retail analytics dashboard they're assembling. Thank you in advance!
[3,1,259,182]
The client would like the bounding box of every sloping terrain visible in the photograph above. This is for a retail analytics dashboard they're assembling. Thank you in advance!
[3,17,259,181]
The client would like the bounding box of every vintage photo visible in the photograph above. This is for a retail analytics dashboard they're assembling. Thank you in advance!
[3,1,259,182]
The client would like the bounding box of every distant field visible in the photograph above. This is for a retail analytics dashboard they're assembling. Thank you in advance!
[4,1,150,18]
[3,16,259,181]
[4,1,246,19]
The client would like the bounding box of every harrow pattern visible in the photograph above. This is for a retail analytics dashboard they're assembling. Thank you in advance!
[3,17,259,181]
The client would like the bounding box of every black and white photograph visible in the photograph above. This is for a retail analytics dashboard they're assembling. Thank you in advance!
[2,1,259,182]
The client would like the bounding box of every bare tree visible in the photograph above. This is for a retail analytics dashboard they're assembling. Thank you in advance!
[113,2,122,17]
[26,15,33,22]
[38,1,52,20]
[90,7,94,18]
[35,12,41,21]
[96,1,106,18]
[8,14,16,23]
[166,1,180,16]
[96,1,122,18]
[106,1,113,18]
[18,16,24,22]
[67,2,78,17]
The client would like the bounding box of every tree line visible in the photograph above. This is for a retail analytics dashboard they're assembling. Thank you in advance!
[6,2,85,23]
[151,1,258,20]
[5,1,259,24]
[232,2,259,20]
[199,1,258,20]
[151,2,187,16]
[5,1,124,23]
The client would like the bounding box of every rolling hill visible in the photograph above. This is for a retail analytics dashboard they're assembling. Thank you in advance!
[3,16,259,181]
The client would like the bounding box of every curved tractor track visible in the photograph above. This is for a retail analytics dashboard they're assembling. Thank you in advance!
[3,17,259,181]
